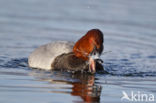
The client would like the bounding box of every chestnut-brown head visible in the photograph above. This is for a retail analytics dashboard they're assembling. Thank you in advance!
[73,29,104,73]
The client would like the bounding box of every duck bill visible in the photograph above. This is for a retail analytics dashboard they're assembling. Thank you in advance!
[89,57,96,74]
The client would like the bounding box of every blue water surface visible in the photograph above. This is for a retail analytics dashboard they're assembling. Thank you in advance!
[0,0,156,103]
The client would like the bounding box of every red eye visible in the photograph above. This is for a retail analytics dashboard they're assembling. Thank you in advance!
[89,39,93,44]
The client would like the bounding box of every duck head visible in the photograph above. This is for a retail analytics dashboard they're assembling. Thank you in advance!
[73,29,104,73]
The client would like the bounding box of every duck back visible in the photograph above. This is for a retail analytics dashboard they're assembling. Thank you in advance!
[28,41,74,70]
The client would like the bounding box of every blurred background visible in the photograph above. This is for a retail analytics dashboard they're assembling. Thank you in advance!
[0,0,156,103]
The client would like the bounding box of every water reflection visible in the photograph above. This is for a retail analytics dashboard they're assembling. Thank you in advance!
[71,74,102,103]
[31,71,102,103]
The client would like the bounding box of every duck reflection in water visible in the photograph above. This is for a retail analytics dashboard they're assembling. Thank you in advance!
[71,74,102,103]
[31,70,102,103]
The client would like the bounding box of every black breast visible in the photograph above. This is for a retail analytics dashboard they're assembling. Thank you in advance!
[51,52,104,73]
[52,52,88,72]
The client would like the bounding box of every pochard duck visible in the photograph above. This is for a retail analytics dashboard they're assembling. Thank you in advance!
[28,29,104,74]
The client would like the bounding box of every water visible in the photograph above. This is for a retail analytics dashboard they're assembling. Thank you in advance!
[0,0,156,103]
